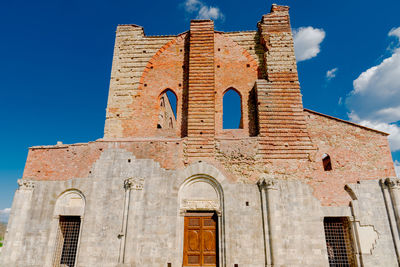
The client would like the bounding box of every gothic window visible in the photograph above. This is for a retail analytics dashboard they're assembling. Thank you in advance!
[158,89,177,129]
[324,217,356,267]
[322,154,332,171]
[223,88,243,129]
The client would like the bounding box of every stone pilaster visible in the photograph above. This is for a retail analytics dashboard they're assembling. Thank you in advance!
[382,178,400,264]
[118,177,144,264]
[258,178,279,267]
[386,178,400,233]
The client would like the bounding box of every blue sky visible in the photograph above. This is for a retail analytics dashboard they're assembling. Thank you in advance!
[1,0,400,221]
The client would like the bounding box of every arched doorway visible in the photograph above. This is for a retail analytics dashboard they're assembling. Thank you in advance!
[178,175,224,267]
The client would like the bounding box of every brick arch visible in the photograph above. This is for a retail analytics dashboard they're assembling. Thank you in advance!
[157,88,178,107]
[139,33,187,91]
[214,33,259,137]
[223,86,242,97]
[214,33,259,74]
[129,33,187,137]
[133,32,259,138]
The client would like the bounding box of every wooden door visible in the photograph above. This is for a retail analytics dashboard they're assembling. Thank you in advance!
[183,213,218,267]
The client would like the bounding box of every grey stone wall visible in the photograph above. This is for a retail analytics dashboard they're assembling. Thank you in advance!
[1,148,398,266]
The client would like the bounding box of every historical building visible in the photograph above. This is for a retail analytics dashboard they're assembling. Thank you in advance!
[1,4,400,267]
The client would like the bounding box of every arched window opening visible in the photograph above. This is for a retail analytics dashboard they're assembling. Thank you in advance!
[223,89,242,129]
[158,90,177,129]
[322,154,332,171]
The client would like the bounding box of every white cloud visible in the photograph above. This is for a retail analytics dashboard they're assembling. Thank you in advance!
[183,0,224,21]
[395,160,400,177]
[347,27,400,152]
[293,27,326,62]
[198,6,223,20]
[184,0,201,12]
[0,208,10,223]
[326,67,338,80]
[389,27,400,39]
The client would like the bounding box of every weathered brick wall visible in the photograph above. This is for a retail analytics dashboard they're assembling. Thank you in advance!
[22,140,185,180]
[256,5,315,160]
[104,25,176,138]
[214,33,259,138]
[304,110,395,205]
[186,20,216,159]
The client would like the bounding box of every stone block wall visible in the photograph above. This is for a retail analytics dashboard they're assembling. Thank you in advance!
[3,148,398,266]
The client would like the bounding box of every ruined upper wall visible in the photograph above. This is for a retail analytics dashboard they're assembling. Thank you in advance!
[103,4,318,162]
[104,26,260,141]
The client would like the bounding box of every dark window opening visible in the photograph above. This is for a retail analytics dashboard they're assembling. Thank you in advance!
[158,89,177,129]
[53,216,81,267]
[323,154,332,171]
[324,217,356,267]
[223,88,243,129]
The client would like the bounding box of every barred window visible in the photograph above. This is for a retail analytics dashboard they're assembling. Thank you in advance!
[53,216,81,267]
[324,217,356,267]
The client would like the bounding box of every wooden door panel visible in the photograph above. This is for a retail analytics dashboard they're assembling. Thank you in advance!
[183,214,217,267]
[203,255,216,265]
[188,230,201,251]
[203,230,216,251]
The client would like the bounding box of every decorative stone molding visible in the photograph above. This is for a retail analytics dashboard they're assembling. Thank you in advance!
[257,178,279,190]
[386,178,400,189]
[124,177,144,190]
[17,179,35,190]
[181,199,220,211]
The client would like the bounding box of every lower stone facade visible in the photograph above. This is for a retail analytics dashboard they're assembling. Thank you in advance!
[1,148,399,267]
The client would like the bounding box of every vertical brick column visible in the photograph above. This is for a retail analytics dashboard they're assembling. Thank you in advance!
[256,5,315,160]
[186,20,215,159]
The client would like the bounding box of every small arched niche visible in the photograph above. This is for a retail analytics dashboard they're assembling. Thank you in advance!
[223,88,243,129]
[157,89,177,130]
[322,154,332,171]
